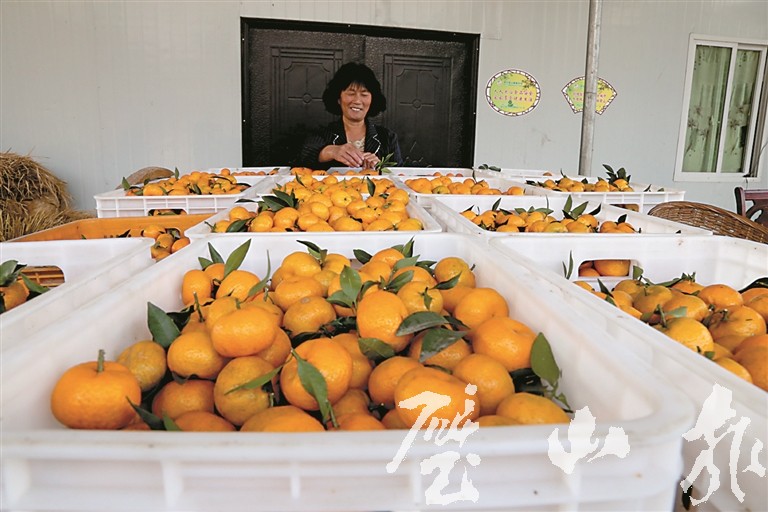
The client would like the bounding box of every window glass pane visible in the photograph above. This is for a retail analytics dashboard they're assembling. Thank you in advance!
[682,45,731,173]
[722,49,760,173]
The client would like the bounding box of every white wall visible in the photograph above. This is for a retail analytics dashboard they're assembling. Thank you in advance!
[2,0,766,211]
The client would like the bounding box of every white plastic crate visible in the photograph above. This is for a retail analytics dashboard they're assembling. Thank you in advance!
[523,176,685,214]
[428,195,711,238]
[0,238,153,351]
[205,166,291,176]
[396,176,532,205]
[0,234,693,512]
[204,167,291,187]
[328,166,497,178]
[183,196,443,239]
[94,186,261,218]
[490,234,768,512]
[480,167,557,180]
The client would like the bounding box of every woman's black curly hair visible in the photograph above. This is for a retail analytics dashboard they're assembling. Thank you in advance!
[322,62,387,117]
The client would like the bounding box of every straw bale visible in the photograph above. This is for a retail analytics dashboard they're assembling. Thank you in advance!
[0,151,71,208]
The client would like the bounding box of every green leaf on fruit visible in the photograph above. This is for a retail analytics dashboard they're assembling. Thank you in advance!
[418,328,465,362]
[396,311,447,335]
[226,365,282,394]
[293,349,334,426]
[147,302,181,348]
[358,337,396,362]
[223,239,251,278]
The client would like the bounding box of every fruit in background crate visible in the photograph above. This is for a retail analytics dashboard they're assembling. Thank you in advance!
[404,176,523,196]
[0,259,50,313]
[292,153,400,177]
[570,264,768,391]
[526,165,634,193]
[224,167,281,176]
[121,168,250,197]
[137,224,190,260]
[462,197,637,235]
[211,178,422,233]
[50,238,573,432]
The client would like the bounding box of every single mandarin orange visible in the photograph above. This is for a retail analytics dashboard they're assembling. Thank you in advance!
[454,288,510,337]
[280,337,353,410]
[272,276,325,312]
[661,293,710,322]
[592,259,631,277]
[433,257,476,288]
[257,328,293,368]
[215,269,261,301]
[476,415,521,427]
[440,285,474,315]
[381,408,409,429]
[698,284,744,310]
[279,251,322,278]
[167,331,228,380]
[394,366,480,428]
[213,355,274,426]
[742,287,768,303]
[116,339,167,392]
[181,269,213,306]
[240,405,325,432]
[472,316,537,372]
[210,307,277,358]
[332,332,373,390]
[708,305,767,341]
[715,358,753,384]
[331,388,371,418]
[151,379,215,420]
[283,295,337,336]
[367,356,423,408]
[174,411,236,432]
[407,334,471,371]
[656,317,715,353]
[734,346,767,391]
[51,350,142,430]
[453,353,516,416]
[496,392,569,425]
[356,290,412,352]
[397,281,444,315]
[335,413,386,431]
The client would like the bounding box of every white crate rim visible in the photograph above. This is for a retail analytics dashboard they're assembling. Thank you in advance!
[428,195,711,237]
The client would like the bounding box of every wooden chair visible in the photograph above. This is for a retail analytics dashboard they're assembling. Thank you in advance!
[648,201,768,244]
[734,187,768,226]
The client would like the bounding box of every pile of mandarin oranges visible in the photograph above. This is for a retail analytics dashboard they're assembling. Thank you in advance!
[574,271,767,391]
[209,175,424,233]
[50,241,572,432]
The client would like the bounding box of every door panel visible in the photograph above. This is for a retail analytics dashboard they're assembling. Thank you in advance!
[243,26,363,165]
[242,19,478,168]
[366,39,470,167]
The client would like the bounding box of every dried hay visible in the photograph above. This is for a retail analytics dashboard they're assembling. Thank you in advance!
[0,153,94,241]
[0,200,94,242]
[0,151,71,208]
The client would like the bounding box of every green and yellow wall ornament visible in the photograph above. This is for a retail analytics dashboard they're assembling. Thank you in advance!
[562,77,617,114]
[485,69,541,116]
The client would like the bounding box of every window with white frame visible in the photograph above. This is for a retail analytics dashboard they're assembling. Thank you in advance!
[674,35,767,182]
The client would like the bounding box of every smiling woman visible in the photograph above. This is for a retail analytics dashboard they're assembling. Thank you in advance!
[298,63,403,170]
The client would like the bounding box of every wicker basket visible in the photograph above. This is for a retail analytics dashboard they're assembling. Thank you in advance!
[648,201,768,244]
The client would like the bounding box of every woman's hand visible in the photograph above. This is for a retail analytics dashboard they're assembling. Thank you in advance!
[321,143,365,167]
[361,152,380,170]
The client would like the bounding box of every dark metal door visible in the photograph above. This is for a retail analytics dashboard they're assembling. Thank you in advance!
[242,19,479,168]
